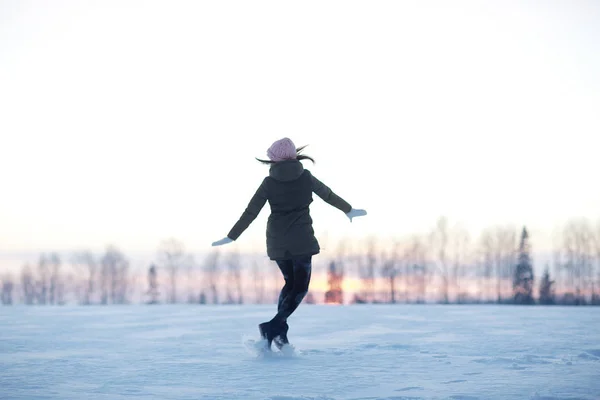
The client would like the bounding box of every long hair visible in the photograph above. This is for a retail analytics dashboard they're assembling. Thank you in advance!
[255,144,315,165]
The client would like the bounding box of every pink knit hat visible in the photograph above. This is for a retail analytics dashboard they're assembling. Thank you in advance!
[267,137,297,162]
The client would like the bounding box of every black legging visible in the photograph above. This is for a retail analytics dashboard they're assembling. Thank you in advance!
[272,255,312,323]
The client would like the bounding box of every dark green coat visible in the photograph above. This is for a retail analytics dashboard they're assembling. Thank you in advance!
[227,159,352,260]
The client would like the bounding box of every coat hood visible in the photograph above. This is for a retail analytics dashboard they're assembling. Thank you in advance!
[269,159,304,182]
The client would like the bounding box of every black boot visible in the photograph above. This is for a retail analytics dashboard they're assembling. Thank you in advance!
[273,321,289,350]
[259,320,289,350]
[258,321,276,350]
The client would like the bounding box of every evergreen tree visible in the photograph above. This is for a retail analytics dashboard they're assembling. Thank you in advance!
[513,227,535,304]
[324,261,344,304]
[538,265,555,305]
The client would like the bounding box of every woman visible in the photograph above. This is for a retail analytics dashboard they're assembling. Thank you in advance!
[211,137,366,350]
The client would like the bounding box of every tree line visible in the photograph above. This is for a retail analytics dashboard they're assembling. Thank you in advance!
[1,217,599,306]
[324,217,600,306]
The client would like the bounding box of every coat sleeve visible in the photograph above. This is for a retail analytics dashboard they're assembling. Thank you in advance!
[309,171,352,214]
[227,179,268,240]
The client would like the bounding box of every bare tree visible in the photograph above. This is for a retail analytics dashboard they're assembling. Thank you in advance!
[430,217,450,303]
[47,253,62,305]
[551,223,568,300]
[592,219,600,303]
[99,255,109,305]
[561,222,577,297]
[477,229,494,302]
[71,251,97,305]
[562,218,594,304]
[158,238,187,304]
[400,240,412,303]
[357,237,377,303]
[225,251,243,304]
[100,245,129,304]
[552,246,563,300]
[147,264,159,304]
[184,255,198,304]
[502,228,517,300]
[21,264,36,305]
[381,240,402,304]
[405,235,428,303]
[492,226,516,303]
[203,250,221,304]
[450,225,471,302]
[1,274,14,305]
[36,254,50,304]
[251,261,265,304]
[272,259,281,304]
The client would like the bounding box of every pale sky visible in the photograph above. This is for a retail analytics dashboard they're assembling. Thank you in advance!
[1,0,599,257]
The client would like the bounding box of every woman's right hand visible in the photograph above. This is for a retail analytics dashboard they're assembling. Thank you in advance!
[346,208,367,222]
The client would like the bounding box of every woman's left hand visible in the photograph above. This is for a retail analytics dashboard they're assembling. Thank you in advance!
[212,237,234,246]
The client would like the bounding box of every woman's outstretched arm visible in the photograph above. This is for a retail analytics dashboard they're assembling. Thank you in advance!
[309,171,367,222]
[226,178,268,241]
[309,171,352,213]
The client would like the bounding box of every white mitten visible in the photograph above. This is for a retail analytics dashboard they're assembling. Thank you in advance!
[212,237,233,246]
[346,208,367,222]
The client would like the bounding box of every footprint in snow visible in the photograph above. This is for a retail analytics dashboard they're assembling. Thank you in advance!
[270,397,336,400]
[443,379,467,384]
[578,350,600,361]
[395,387,424,392]
[585,349,600,358]
[508,364,527,370]
[299,349,325,355]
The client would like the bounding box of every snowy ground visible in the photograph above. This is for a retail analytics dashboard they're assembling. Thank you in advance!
[1,304,599,400]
